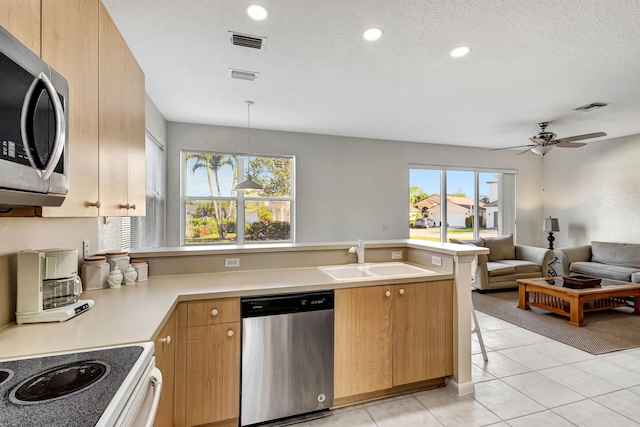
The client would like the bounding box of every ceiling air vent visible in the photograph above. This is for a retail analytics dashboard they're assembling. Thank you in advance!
[229,32,266,50]
[575,102,608,112]
[228,68,260,82]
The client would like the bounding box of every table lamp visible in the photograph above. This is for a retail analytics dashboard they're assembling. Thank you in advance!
[543,216,560,250]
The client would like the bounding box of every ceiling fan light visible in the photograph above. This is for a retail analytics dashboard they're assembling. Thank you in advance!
[531,145,554,156]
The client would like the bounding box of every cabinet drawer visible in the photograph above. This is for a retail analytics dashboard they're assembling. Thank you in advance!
[188,298,240,327]
[154,309,177,361]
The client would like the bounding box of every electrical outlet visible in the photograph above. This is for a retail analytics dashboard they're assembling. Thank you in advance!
[225,258,240,268]
[83,240,91,259]
[391,251,402,260]
[432,256,442,266]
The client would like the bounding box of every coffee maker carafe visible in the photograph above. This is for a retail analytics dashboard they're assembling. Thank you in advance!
[16,249,94,324]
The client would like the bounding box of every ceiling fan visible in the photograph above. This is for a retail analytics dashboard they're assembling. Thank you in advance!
[493,122,607,156]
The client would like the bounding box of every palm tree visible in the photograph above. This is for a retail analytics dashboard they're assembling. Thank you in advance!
[185,153,236,239]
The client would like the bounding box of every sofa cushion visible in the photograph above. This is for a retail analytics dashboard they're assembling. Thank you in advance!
[486,261,516,277]
[632,272,640,284]
[498,259,542,274]
[570,261,638,282]
[591,241,640,269]
[483,234,515,262]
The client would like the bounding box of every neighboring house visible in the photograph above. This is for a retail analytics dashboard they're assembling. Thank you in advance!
[411,194,486,227]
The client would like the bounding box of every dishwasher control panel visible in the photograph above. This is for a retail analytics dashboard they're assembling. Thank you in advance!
[241,290,334,318]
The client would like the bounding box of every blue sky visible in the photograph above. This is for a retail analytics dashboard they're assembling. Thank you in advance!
[410,169,497,198]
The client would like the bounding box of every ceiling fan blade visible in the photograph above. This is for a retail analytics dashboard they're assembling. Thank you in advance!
[516,148,534,155]
[555,141,587,148]
[554,132,607,144]
[490,144,535,151]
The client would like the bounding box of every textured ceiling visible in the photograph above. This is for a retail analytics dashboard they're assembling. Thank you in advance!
[102,0,640,150]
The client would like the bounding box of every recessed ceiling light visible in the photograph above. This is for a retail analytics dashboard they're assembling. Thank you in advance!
[450,46,470,58]
[363,28,383,41]
[246,4,269,20]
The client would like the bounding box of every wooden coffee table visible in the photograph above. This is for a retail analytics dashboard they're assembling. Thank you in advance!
[517,277,640,327]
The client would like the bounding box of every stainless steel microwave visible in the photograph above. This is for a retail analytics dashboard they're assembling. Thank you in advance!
[0,25,69,211]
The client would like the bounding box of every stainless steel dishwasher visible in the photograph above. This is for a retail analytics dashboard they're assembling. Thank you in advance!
[241,290,334,426]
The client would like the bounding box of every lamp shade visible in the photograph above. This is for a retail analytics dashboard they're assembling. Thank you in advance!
[543,217,560,232]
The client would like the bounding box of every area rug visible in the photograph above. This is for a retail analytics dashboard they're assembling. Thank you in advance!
[472,290,640,355]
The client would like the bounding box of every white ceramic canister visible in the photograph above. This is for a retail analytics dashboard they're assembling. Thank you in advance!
[80,256,110,290]
[106,251,130,283]
[131,259,148,281]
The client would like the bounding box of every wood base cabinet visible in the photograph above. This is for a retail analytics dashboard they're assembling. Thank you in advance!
[334,280,453,402]
[183,298,240,427]
[153,309,177,427]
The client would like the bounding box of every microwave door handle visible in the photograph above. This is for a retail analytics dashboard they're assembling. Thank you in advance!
[20,75,42,171]
[38,71,66,180]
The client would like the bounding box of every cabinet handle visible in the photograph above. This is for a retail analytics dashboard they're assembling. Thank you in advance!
[385,290,391,298]
[160,335,171,344]
[399,289,405,295]
[211,309,219,317]
[130,204,136,210]
[227,329,234,338]
[88,201,101,208]
[119,203,136,210]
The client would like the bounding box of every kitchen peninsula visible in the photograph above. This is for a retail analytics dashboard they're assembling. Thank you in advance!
[0,240,487,425]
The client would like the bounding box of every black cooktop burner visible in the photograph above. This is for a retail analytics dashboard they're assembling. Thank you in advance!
[0,345,145,427]
[0,370,13,386]
[10,361,110,404]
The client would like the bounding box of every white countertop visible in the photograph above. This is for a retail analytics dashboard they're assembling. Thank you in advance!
[0,264,453,360]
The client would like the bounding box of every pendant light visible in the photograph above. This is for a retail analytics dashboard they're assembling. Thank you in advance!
[234,100,263,191]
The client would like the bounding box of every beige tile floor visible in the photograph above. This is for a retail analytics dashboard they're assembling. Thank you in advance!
[293,310,640,426]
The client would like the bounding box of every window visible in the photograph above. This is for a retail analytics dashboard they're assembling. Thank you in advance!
[122,134,166,250]
[409,167,515,242]
[183,151,294,245]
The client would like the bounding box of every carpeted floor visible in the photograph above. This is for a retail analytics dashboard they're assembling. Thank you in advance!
[472,290,640,355]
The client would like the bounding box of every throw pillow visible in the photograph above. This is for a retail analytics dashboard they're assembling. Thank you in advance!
[482,234,515,261]
[449,238,484,247]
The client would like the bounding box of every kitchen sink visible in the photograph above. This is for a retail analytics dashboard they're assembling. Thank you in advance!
[318,262,437,281]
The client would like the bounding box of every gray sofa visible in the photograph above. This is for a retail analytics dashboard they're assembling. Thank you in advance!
[555,241,640,283]
[451,234,553,291]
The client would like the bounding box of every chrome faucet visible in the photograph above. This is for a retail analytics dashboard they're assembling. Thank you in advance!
[348,239,365,264]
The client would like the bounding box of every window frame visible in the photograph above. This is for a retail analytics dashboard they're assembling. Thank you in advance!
[409,164,516,243]
[181,150,295,246]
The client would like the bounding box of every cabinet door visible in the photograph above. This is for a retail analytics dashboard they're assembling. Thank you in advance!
[393,280,452,385]
[334,286,393,399]
[98,2,145,217]
[0,0,40,54]
[154,309,177,427]
[41,0,100,217]
[186,322,240,426]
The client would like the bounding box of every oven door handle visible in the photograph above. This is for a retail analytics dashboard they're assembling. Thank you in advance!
[142,367,163,427]
[20,71,66,180]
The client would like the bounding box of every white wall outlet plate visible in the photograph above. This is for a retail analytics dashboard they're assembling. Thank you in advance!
[83,240,91,259]
[225,258,240,268]
[432,256,442,266]
[391,251,403,260]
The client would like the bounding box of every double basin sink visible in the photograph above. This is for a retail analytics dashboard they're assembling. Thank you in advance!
[318,262,438,281]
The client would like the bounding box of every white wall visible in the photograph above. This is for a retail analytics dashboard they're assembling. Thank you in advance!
[543,133,640,247]
[166,123,544,247]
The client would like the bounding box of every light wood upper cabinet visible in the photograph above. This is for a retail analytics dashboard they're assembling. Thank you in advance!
[334,286,394,399]
[41,0,100,217]
[0,0,40,55]
[99,1,146,217]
